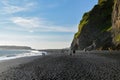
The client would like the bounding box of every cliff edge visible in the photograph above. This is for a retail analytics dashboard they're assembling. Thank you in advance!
[71,0,114,50]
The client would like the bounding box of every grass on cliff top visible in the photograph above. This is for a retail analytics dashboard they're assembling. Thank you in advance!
[74,0,113,39]
[98,0,106,4]
[74,12,89,39]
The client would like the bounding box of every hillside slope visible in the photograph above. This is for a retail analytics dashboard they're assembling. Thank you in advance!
[71,0,114,50]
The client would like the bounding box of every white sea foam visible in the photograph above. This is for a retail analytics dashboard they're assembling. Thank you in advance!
[0,50,47,61]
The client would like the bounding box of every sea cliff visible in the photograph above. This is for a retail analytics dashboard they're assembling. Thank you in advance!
[71,0,114,50]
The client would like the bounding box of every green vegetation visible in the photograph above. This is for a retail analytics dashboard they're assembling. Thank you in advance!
[114,34,120,44]
[98,0,106,4]
[75,12,89,38]
[115,34,120,43]
[106,26,112,32]
[74,0,113,38]
[71,0,115,50]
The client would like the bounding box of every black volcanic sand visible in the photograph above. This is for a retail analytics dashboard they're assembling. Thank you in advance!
[0,51,120,80]
[0,56,41,73]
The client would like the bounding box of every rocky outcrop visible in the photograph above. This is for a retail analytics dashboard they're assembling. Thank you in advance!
[71,0,114,50]
[112,0,120,49]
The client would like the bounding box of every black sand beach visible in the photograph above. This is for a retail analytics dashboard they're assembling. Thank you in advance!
[0,56,41,73]
[0,51,120,80]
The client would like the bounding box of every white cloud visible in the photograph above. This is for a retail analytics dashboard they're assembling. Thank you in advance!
[1,0,35,14]
[0,0,77,33]
[10,17,77,33]
[11,17,41,28]
[3,5,27,14]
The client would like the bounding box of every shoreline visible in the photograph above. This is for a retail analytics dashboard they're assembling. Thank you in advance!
[0,51,120,80]
[0,50,119,73]
[0,56,42,73]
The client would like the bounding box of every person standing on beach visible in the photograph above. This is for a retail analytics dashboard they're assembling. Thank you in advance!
[73,50,76,54]
[69,49,76,55]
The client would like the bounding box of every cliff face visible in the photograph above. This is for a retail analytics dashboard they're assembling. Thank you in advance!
[71,0,114,50]
[112,0,120,49]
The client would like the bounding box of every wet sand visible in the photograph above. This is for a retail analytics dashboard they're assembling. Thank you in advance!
[0,51,120,80]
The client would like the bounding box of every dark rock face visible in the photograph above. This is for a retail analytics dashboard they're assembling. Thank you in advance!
[71,0,114,50]
[112,0,120,49]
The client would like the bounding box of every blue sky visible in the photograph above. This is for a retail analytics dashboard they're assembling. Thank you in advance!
[0,0,97,49]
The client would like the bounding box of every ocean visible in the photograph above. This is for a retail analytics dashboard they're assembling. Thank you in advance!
[0,50,47,61]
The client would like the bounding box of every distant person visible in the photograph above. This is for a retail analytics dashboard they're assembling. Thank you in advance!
[73,50,76,54]
[69,50,76,56]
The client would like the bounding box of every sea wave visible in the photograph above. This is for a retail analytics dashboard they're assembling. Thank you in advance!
[0,50,47,61]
